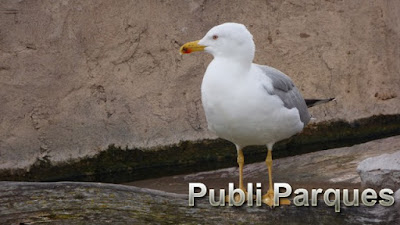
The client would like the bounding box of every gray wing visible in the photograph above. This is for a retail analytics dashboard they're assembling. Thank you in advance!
[257,64,311,125]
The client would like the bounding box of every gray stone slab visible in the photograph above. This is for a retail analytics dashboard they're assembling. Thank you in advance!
[0,181,399,224]
[357,151,400,190]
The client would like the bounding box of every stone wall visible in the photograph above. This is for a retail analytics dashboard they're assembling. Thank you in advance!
[0,0,399,170]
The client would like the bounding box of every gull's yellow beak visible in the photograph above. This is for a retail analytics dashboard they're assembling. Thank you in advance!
[179,40,205,55]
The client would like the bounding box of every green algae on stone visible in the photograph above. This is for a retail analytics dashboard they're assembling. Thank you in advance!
[0,114,400,183]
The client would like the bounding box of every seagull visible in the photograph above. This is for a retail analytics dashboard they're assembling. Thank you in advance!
[180,23,334,206]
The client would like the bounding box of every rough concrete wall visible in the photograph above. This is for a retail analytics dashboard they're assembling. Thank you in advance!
[0,0,399,169]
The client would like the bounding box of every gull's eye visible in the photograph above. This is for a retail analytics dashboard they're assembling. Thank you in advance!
[212,35,218,40]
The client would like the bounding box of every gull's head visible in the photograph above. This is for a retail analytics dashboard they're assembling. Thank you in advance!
[180,23,255,62]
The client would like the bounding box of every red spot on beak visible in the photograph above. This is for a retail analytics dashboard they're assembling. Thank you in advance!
[182,47,191,54]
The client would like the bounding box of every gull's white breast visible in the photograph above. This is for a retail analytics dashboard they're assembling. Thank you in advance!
[201,59,304,148]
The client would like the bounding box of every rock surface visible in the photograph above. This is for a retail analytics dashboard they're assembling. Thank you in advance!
[1,0,400,170]
[1,181,399,225]
[2,137,400,224]
[357,151,400,190]
[127,135,400,194]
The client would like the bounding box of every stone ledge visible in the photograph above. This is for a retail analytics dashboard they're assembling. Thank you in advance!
[1,114,400,183]
[0,181,399,224]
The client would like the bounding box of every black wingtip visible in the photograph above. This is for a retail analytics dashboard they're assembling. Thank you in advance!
[305,98,336,108]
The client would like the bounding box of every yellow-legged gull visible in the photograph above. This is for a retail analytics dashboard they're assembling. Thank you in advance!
[180,23,334,206]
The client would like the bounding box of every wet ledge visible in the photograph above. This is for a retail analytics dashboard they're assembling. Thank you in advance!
[1,114,400,183]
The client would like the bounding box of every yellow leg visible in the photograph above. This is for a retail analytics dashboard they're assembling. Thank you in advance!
[238,148,245,190]
[262,149,290,206]
[237,148,249,201]
[226,148,248,202]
